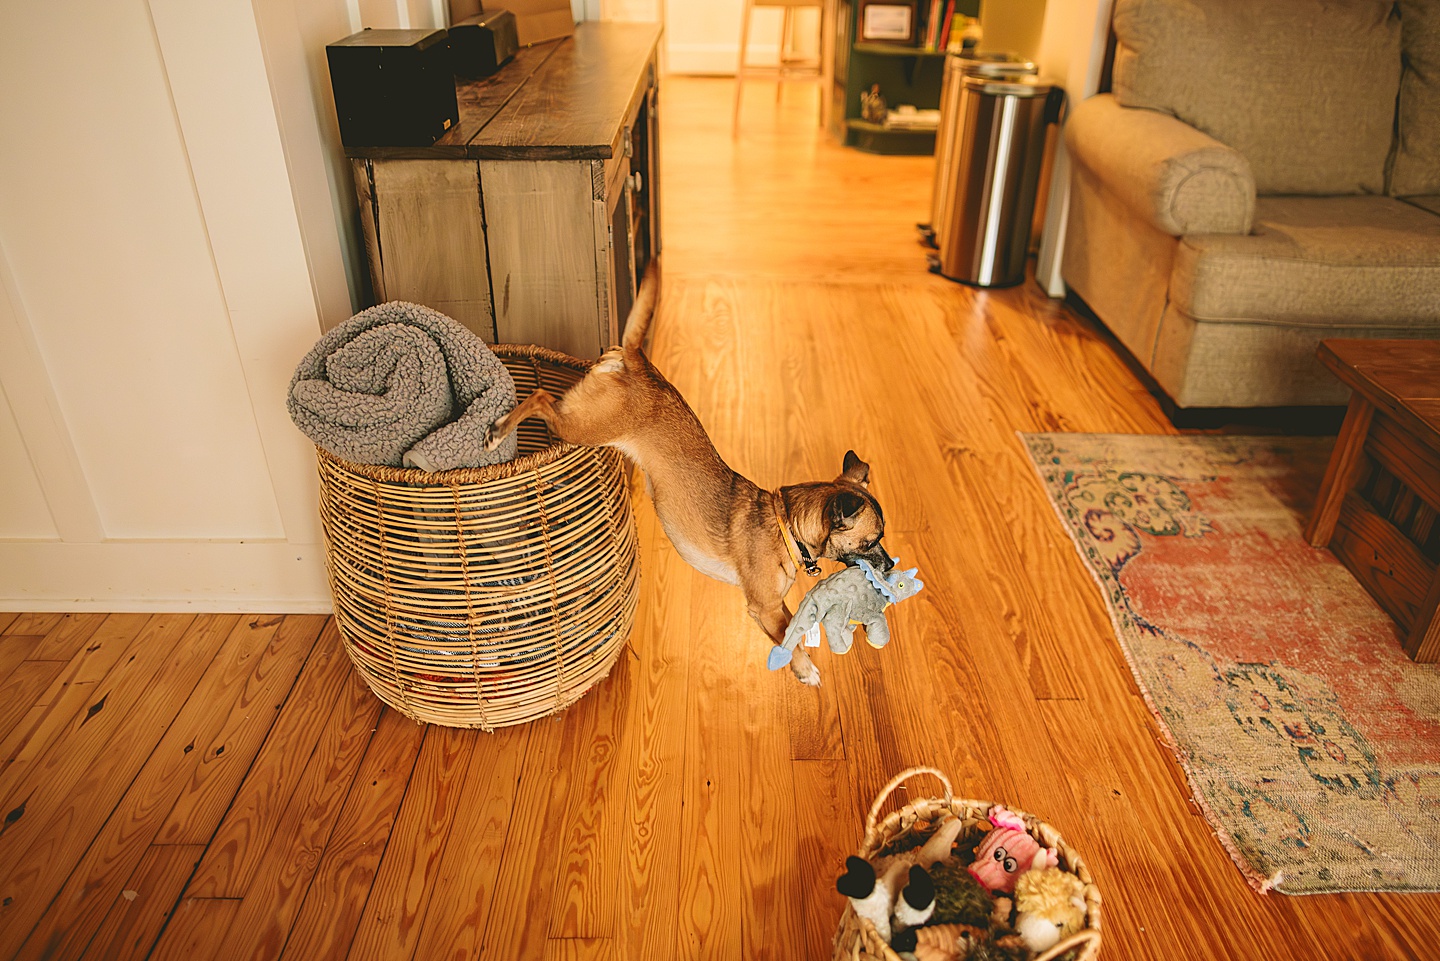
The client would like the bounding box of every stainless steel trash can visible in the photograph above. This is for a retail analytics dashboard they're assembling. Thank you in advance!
[934,74,1061,287]
[923,52,1036,250]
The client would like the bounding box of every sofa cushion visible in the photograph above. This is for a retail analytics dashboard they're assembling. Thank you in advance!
[1170,196,1440,326]
[1111,0,1401,196]
[1391,0,1440,197]
[1405,196,1440,217]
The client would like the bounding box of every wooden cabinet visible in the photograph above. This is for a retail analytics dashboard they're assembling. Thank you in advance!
[347,23,661,360]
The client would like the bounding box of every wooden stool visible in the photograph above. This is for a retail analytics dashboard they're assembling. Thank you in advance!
[1305,339,1440,662]
[732,0,830,136]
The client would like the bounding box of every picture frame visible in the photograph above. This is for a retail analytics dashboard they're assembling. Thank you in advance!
[859,2,915,43]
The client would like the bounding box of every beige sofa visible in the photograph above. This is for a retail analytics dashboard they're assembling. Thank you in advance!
[1062,0,1440,411]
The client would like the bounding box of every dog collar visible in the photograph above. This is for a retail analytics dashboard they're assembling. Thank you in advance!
[774,498,821,577]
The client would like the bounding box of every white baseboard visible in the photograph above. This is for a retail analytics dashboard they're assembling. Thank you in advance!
[0,541,332,613]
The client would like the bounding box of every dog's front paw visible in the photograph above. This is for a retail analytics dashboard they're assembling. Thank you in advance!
[791,658,821,687]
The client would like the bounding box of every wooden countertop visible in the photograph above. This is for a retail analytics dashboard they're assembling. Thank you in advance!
[344,21,661,162]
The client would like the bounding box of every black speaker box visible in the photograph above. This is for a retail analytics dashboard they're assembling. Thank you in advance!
[450,10,520,78]
[327,29,459,148]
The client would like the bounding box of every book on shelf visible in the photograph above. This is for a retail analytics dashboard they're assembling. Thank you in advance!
[937,0,956,52]
[885,105,941,130]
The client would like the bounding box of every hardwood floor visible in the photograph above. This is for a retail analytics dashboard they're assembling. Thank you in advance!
[3,75,1438,960]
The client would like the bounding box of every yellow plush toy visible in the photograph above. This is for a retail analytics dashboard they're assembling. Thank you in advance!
[1012,866,1087,954]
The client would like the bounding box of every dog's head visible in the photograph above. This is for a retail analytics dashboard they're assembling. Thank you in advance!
[788,451,891,572]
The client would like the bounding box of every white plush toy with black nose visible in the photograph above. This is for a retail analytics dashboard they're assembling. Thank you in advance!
[835,816,964,943]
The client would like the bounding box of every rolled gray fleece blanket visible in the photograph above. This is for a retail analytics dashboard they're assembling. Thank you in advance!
[288,302,518,470]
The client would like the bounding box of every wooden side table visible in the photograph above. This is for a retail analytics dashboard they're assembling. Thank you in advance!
[1305,339,1440,662]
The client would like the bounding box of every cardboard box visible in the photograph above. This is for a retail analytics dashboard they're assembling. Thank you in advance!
[449,0,574,46]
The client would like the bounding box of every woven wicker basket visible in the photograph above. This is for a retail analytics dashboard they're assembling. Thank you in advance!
[316,344,639,730]
[833,767,1103,961]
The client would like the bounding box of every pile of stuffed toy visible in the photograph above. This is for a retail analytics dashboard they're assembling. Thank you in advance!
[837,805,1088,961]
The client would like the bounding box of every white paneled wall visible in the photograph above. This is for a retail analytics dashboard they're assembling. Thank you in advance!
[0,0,356,610]
[0,390,55,540]
[1,2,284,543]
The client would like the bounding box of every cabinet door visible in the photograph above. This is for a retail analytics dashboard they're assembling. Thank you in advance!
[356,159,495,340]
[611,193,635,337]
[482,160,605,360]
[629,79,660,278]
[611,74,661,344]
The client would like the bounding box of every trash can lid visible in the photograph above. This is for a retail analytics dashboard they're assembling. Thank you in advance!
[952,50,1038,78]
[962,74,1055,97]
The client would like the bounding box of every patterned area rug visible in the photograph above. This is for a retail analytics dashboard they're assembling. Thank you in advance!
[1022,433,1440,894]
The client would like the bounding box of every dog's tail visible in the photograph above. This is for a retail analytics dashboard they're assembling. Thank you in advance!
[621,260,660,351]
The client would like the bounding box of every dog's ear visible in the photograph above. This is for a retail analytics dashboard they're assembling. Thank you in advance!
[829,490,866,530]
[840,450,870,486]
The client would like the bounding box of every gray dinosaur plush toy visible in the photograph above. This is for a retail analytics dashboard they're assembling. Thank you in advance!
[768,559,924,671]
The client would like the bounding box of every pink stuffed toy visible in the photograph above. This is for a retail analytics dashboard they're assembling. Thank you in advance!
[967,806,1057,894]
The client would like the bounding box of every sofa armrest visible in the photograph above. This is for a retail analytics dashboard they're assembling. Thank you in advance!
[1064,93,1255,236]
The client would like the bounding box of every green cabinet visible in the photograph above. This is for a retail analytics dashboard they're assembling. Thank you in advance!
[828,1,980,155]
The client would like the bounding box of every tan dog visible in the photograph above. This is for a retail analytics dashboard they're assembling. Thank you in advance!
[487,269,891,685]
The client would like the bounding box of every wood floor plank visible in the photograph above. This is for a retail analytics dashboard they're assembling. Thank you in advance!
[404,723,529,961]
[0,612,20,634]
[782,571,846,761]
[28,612,110,662]
[2,613,63,637]
[343,725,476,961]
[0,635,41,687]
[941,443,1084,701]
[674,576,746,961]
[153,614,329,847]
[784,662,846,761]
[618,489,692,961]
[1361,893,1440,959]
[81,844,205,961]
[148,898,240,961]
[738,672,804,961]
[480,703,594,958]
[995,283,1171,433]
[665,94,932,285]
[281,706,427,961]
[0,661,65,757]
[543,937,618,961]
[793,759,860,961]
[0,614,220,957]
[179,621,353,891]
[0,613,152,800]
[169,671,382,961]
[154,619,336,847]
[547,648,632,939]
[11,614,317,961]
[830,644,910,829]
